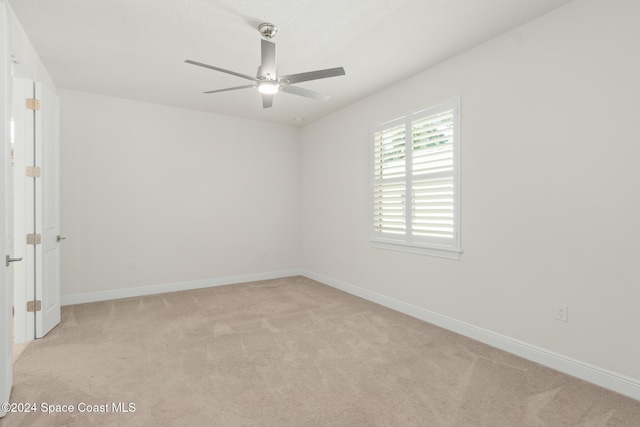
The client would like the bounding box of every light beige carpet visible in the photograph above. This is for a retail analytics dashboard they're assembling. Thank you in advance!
[4,276,640,426]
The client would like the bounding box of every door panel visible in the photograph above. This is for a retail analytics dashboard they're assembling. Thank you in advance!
[35,82,60,338]
[11,78,33,343]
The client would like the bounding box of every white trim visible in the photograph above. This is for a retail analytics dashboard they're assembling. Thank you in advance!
[301,269,640,401]
[371,240,462,260]
[61,269,302,306]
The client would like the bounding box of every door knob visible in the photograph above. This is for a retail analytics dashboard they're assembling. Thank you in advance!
[5,255,23,267]
[57,235,66,242]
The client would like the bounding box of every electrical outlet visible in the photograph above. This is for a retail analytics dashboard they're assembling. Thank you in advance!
[554,303,568,322]
[129,259,137,270]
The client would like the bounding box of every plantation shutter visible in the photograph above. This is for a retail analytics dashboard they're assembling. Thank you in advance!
[411,110,455,240]
[373,123,406,235]
[371,97,460,258]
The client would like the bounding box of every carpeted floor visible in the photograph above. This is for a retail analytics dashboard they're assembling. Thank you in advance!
[4,276,640,426]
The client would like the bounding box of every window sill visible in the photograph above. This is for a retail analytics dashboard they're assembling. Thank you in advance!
[371,240,462,260]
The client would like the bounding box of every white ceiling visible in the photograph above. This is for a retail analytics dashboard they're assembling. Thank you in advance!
[9,0,573,126]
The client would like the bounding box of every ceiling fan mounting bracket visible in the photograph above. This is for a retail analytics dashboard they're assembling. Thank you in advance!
[258,23,278,39]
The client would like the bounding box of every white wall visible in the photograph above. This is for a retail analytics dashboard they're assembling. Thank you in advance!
[1,0,54,86]
[300,0,640,381]
[59,89,301,297]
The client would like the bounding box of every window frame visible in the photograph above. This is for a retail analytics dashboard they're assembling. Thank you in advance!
[370,96,461,260]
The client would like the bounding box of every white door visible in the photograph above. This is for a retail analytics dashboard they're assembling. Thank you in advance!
[34,82,60,338]
[0,87,12,418]
[11,78,32,343]
[11,78,60,341]
[1,2,14,417]
[1,104,15,419]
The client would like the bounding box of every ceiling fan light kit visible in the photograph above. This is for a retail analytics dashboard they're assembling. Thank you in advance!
[185,23,345,109]
[258,80,279,94]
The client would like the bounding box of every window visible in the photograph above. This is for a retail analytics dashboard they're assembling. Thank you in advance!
[371,97,461,259]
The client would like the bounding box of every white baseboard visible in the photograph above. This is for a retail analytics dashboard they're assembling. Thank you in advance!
[61,269,302,306]
[301,270,640,401]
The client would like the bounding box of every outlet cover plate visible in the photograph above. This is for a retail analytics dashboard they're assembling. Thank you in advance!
[554,303,568,322]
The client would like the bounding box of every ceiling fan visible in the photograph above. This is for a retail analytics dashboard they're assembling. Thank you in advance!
[185,23,346,108]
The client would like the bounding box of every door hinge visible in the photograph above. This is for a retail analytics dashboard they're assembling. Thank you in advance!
[27,300,42,313]
[27,233,42,245]
[26,98,41,111]
[26,166,41,177]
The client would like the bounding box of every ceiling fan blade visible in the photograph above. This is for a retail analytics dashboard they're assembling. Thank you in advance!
[280,67,345,84]
[281,85,330,101]
[258,39,277,79]
[262,93,273,108]
[203,84,256,94]
[185,60,257,82]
